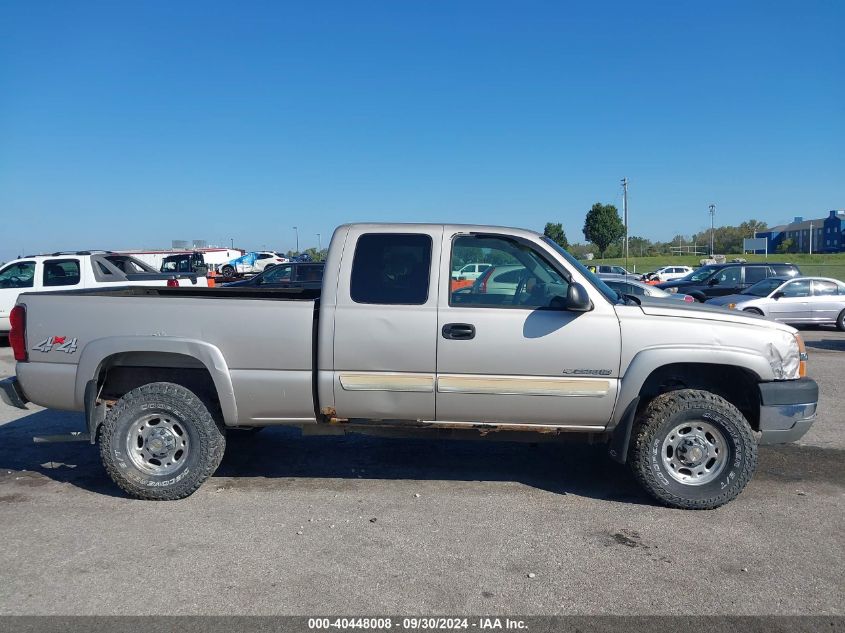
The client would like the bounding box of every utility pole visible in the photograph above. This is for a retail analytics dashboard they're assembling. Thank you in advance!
[621,178,629,262]
[293,226,299,254]
[810,222,813,255]
[709,204,716,256]
[317,233,322,252]
[230,238,234,250]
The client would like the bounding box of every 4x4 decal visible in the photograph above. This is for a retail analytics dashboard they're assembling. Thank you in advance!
[33,336,78,354]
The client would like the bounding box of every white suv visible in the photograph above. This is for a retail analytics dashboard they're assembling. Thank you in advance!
[652,266,694,282]
[0,252,207,333]
[451,262,493,281]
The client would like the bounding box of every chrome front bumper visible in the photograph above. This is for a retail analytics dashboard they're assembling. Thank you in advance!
[758,378,818,445]
[0,377,29,409]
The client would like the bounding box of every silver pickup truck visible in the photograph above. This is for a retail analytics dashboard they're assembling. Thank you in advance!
[1,223,818,509]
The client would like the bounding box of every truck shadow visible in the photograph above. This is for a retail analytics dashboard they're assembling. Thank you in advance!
[0,409,842,501]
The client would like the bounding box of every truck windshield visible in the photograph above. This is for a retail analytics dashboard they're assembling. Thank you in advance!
[541,237,620,303]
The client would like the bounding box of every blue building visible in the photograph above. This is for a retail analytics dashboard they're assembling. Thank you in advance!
[756,210,845,253]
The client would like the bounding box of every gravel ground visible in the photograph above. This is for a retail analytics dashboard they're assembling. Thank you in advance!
[0,329,842,616]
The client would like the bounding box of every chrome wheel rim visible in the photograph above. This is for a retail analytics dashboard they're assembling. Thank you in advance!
[661,419,728,486]
[125,413,190,476]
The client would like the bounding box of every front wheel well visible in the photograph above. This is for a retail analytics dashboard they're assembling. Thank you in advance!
[637,363,761,430]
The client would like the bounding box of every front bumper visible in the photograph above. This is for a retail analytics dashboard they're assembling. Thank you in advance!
[0,377,29,409]
[758,377,818,444]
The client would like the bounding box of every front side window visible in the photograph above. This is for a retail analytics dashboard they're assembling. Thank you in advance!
[686,266,718,282]
[715,267,741,285]
[451,235,569,308]
[782,280,811,298]
[43,259,81,287]
[350,233,432,305]
[0,261,35,289]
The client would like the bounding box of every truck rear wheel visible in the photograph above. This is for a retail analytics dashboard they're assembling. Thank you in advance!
[99,382,226,500]
[629,389,757,510]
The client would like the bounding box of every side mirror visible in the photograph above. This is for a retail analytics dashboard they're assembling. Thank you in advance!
[772,291,784,300]
[562,283,593,312]
[708,278,719,286]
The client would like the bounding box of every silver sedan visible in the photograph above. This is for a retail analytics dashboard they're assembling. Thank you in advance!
[706,276,845,330]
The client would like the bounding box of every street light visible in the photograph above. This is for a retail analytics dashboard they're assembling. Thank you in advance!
[293,226,299,254]
[230,238,234,249]
[709,204,716,256]
[317,233,321,251]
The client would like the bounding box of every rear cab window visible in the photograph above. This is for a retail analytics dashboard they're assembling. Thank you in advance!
[350,234,432,305]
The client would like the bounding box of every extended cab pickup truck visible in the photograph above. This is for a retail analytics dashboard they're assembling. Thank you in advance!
[0,224,819,508]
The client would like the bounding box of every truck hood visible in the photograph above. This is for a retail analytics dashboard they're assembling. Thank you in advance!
[634,296,796,334]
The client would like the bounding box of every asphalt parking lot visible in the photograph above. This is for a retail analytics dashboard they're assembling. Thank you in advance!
[0,330,842,616]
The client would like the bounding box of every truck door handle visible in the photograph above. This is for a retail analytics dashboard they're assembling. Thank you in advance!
[442,323,475,340]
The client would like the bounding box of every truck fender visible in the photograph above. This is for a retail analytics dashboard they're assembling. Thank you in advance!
[609,346,768,431]
[74,336,238,433]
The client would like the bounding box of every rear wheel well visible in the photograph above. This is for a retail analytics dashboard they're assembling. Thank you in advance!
[637,363,760,430]
[96,352,221,416]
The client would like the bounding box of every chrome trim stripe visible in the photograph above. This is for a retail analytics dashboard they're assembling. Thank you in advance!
[339,373,435,393]
[437,374,610,397]
[418,420,606,432]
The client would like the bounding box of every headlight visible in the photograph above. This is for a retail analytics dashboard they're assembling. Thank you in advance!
[727,303,736,310]
[666,287,678,294]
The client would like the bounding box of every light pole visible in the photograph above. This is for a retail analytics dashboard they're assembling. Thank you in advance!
[293,226,299,254]
[230,238,234,249]
[709,204,716,256]
[317,233,321,251]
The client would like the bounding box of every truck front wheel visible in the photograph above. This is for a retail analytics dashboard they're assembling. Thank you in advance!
[99,382,226,500]
[629,389,757,510]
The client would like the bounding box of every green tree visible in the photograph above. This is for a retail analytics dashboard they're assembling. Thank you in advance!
[583,203,625,258]
[543,222,569,249]
[777,238,795,254]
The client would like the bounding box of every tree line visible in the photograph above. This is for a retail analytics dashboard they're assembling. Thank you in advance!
[543,204,770,259]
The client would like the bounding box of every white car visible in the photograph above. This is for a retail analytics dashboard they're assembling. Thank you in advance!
[451,262,493,281]
[706,276,845,330]
[221,251,288,276]
[651,266,694,282]
[0,252,207,333]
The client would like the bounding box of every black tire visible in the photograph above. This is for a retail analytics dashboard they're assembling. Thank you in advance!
[221,265,235,277]
[743,307,763,316]
[99,382,226,500]
[837,309,845,332]
[629,389,757,510]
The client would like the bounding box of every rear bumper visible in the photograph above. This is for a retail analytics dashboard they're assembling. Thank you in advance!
[758,377,818,445]
[0,377,29,409]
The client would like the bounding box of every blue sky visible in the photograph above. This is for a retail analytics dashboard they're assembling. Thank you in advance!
[1,0,843,260]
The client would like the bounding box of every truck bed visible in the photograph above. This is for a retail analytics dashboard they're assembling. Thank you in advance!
[24,285,322,301]
[15,287,320,424]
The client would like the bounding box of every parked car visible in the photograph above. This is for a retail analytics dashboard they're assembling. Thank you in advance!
[658,262,801,301]
[706,276,845,330]
[646,266,694,282]
[465,265,526,297]
[222,262,324,290]
[0,251,207,333]
[221,251,288,276]
[160,251,208,276]
[1,223,817,510]
[598,275,695,303]
[451,262,492,281]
